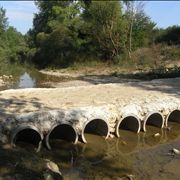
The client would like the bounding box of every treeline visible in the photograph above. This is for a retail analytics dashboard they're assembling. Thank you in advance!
[1,1,180,71]
[155,26,180,45]
[0,7,27,74]
[27,0,156,68]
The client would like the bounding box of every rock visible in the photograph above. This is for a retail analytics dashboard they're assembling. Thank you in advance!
[109,133,115,138]
[172,148,180,155]
[154,133,160,137]
[2,75,9,79]
[118,174,136,180]
[45,159,62,176]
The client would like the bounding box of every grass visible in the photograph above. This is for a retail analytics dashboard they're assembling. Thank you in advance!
[161,45,180,60]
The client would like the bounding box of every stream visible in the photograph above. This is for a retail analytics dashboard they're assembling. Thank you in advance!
[0,71,179,179]
[0,122,180,179]
[0,70,75,91]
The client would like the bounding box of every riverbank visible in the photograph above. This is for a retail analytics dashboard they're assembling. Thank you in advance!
[0,75,13,87]
[39,63,180,88]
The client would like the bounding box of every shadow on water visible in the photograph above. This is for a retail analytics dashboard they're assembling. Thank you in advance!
[0,121,180,179]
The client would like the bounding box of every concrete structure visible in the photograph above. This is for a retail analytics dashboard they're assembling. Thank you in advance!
[165,109,180,127]
[142,112,164,132]
[0,90,179,151]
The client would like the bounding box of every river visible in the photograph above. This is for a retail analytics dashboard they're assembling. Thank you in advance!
[0,71,179,179]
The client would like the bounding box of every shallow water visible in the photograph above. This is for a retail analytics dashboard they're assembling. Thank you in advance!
[0,122,180,179]
[0,71,180,179]
[1,70,74,90]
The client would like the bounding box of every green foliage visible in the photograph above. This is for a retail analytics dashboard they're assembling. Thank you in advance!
[131,12,156,49]
[31,1,83,68]
[0,7,28,75]
[27,1,158,68]
[82,1,126,60]
[155,26,180,45]
[0,7,8,34]
[33,25,77,67]
[122,1,156,52]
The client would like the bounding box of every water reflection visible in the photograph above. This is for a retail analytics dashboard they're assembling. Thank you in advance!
[7,71,75,89]
[17,72,36,88]
[46,122,180,178]
[11,72,36,89]
[116,130,140,154]
[0,122,179,178]
[49,122,180,178]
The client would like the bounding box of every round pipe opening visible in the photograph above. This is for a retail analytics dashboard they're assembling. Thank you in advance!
[81,119,109,143]
[116,115,140,137]
[11,126,43,150]
[46,124,78,150]
[143,112,164,132]
[166,110,180,126]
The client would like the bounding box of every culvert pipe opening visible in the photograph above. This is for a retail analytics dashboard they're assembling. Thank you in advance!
[116,115,140,137]
[143,112,164,132]
[11,126,43,149]
[46,124,78,150]
[81,119,109,143]
[167,110,180,125]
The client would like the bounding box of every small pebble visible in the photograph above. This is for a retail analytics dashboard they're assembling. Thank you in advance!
[154,133,160,137]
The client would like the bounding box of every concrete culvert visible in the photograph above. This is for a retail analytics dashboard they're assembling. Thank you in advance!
[11,125,43,150]
[166,109,180,126]
[143,112,164,132]
[81,119,109,143]
[46,123,78,150]
[116,115,141,137]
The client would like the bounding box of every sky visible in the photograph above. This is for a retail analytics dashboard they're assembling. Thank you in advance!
[0,1,38,34]
[0,1,179,34]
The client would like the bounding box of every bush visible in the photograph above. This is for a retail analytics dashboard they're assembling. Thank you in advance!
[161,46,180,60]
[156,26,180,45]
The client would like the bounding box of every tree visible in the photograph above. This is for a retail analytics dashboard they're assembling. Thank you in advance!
[0,7,8,34]
[131,11,156,48]
[82,1,126,60]
[33,1,72,34]
[123,1,155,57]
[31,1,83,67]
[155,26,180,45]
[28,1,157,67]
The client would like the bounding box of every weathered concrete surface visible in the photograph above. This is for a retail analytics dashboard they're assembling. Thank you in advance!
[0,78,179,115]
[0,105,117,145]
[0,78,179,146]
[0,98,179,146]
